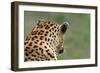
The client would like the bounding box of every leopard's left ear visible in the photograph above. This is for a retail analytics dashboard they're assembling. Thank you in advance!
[60,22,69,34]
[37,19,45,25]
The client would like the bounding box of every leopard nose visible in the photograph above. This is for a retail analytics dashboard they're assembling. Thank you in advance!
[59,48,64,54]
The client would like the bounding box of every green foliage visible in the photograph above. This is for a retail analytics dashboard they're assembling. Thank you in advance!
[24,11,90,60]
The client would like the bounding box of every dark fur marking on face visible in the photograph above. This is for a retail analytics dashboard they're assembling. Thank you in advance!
[49,29,51,32]
[44,46,47,48]
[46,31,48,34]
[35,58,39,61]
[50,24,53,27]
[25,49,28,51]
[36,49,38,51]
[31,59,34,61]
[34,40,39,44]
[54,26,56,28]
[32,36,38,41]
[55,30,56,32]
[29,49,34,53]
[34,36,38,38]
[47,53,54,58]
[31,49,34,52]
[29,42,32,46]
[48,38,50,41]
[36,40,39,42]
[52,28,54,30]
[46,43,48,45]
[40,30,44,32]
[39,48,43,54]
[25,53,29,56]
[45,38,47,41]
[44,33,47,36]
[24,58,28,61]
[24,42,28,45]
[50,42,52,45]
[38,30,44,35]
[36,51,40,55]
[33,45,38,48]
[52,35,56,38]
[45,25,49,30]
[40,41,44,45]
[46,59,50,61]
[49,34,52,37]
[38,32,41,35]
[34,41,37,44]
[46,49,49,52]
[26,46,30,49]
[51,39,53,42]
[39,48,42,50]
[40,36,44,40]
[52,32,54,35]
[28,57,31,60]
[49,45,51,48]
[32,37,34,41]
[32,54,36,57]
[39,57,42,59]
[41,49,43,54]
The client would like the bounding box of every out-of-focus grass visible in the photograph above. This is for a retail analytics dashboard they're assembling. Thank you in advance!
[24,11,90,60]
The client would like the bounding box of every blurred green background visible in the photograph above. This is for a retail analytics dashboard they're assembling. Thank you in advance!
[24,11,90,60]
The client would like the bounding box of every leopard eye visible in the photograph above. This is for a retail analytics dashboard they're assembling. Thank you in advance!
[60,22,69,34]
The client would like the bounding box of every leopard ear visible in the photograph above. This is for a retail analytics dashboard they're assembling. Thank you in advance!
[60,22,69,34]
[38,19,45,22]
[37,19,45,25]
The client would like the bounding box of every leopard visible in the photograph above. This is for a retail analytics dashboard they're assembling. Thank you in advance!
[24,19,69,61]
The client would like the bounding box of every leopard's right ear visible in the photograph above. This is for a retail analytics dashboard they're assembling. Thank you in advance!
[60,22,69,34]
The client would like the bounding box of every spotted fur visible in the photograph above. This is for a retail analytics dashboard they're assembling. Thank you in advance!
[24,20,69,61]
